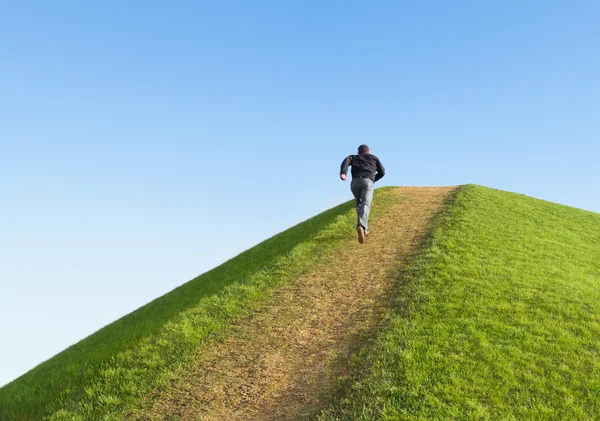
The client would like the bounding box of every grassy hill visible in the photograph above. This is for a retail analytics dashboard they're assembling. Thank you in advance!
[320,185,600,420]
[2,185,600,421]
[0,197,358,421]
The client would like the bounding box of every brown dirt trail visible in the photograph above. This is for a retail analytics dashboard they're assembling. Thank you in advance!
[133,187,455,421]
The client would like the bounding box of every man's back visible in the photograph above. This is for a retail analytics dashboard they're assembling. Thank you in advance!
[341,154,385,182]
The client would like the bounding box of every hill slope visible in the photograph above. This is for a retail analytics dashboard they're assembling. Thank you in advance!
[2,185,600,420]
[125,187,453,420]
[0,186,454,421]
[0,194,360,421]
[320,185,600,420]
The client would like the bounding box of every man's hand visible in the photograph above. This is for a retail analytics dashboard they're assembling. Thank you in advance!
[340,173,347,181]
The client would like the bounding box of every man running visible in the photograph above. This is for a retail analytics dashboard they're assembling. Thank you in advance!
[340,145,386,244]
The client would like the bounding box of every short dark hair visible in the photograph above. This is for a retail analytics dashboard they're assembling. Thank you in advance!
[358,144,370,154]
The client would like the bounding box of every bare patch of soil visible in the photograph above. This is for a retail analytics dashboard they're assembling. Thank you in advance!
[133,187,455,421]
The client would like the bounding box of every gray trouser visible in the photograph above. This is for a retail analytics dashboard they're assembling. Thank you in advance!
[351,177,374,230]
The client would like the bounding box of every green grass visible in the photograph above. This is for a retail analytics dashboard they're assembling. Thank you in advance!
[5,185,600,421]
[0,194,372,421]
[320,185,600,420]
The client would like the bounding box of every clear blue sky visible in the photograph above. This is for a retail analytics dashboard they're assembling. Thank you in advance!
[1,1,599,387]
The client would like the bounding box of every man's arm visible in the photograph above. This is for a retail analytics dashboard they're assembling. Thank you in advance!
[340,155,352,180]
[374,157,385,182]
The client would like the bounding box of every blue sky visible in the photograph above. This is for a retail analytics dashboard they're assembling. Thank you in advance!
[1,1,599,387]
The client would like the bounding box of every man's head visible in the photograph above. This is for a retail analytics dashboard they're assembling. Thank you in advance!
[358,144,370,155]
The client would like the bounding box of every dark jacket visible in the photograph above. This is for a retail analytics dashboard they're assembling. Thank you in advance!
[340,154,385,182]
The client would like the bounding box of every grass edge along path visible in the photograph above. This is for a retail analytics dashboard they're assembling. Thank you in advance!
[318,184,600,421]
[0,195,364,421]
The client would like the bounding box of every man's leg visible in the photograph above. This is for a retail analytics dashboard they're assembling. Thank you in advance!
[350,179,365,243]
[350,178,374,243]
[350,178,362,218]
[357,179,374,231]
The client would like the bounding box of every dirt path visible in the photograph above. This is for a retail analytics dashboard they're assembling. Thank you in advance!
[133,187,455,421]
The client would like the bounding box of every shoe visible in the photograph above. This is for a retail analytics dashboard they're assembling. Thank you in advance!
[357,225,365,244]
[364,228,370,236]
